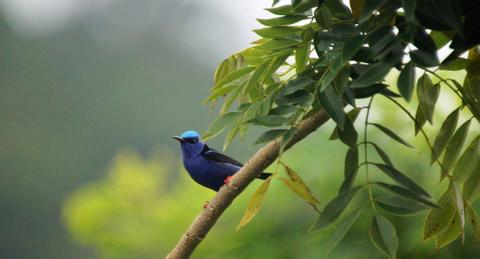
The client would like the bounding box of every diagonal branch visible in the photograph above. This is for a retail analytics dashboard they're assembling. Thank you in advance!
[166,109,330,259]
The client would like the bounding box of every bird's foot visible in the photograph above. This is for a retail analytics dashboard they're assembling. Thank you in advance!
[224,176,233,186]
[203,201,209,209]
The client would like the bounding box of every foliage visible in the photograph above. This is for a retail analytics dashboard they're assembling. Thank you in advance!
[202,0,480,257]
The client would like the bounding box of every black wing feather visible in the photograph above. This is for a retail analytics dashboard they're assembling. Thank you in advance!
[202,145,243,167]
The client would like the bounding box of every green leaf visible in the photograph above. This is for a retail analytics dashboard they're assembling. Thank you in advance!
[414,105,427,136]
[318,87,346,129]
[280,163,319,204]
[295,42,310,72]
[402,0,417,22]
[237,176,273,230]
[342,35,364,63]
[213,54,245,85]
[453,183,465,241]
[410,49,439,67]
[397,62,416,101]
[254,129,288,145]
[370,123,414,148]
[431,108,460,164]
[424,186,456,239]
[223,122,241,151]
[215,66,256,89]
[350,0,365,19]
[204,83,241,103]
[255,39,300,50]
[245,61,271,99]
[326,206,364,255]
[265,5,292,15]
[350,61,393,88]
[439,58,470,71]
[369,214,397,259]
[337,117,358,148]
[432,0,463,34]
[435,212,462,248]
[339,147,359,193]
[257,15,306,26]
[269,105,298,115]
[314,6,333,29]
[203,112,242,140]
[375,182,438,208]
[417,74,440,124]
[247,115,289,127]
[463,166,480,202]
[220,82,244,113]
[311,186,362,232]
[277,90,314,106]
[465,199,480,240]
[430,31,451,49]
[282,77,315,95]
[253,26,303,39]
[373,163,431,198]
[330,108,361,140]
[441,120,471,177]
[452,136,480,184]
[358,0,387,23]
[376,196,427,216]
[369,142,394,167]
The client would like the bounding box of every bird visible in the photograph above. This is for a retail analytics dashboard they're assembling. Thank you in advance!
[173,130,271,192]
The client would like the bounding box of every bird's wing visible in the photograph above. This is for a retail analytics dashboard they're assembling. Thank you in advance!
[202,145,243,167]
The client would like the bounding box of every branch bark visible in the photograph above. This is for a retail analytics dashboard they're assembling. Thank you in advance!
[166,109,330,259]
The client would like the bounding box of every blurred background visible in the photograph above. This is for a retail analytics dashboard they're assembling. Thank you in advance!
[1,0,479,258]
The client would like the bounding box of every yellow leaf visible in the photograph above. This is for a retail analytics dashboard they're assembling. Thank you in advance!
[236,176,272,230]
[280,163,319,204]
[465,198,480,240]
[435,212,462,248]
[350,0,365,19]
[424,186,456,240]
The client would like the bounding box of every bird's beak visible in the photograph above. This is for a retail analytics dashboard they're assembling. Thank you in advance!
[172,136,185,142]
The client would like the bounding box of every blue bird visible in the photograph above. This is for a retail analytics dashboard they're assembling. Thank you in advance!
[173,130,271,191]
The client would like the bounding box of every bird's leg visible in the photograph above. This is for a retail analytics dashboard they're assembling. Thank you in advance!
[223,175,233,186]
[203,201,209,209]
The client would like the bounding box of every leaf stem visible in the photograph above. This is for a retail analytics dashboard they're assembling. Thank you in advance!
[364,96,377,211]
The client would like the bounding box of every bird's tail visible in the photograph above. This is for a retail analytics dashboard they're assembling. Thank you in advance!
[257,172,272,180]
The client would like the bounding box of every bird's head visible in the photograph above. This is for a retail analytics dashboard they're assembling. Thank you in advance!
[173,130,205,158]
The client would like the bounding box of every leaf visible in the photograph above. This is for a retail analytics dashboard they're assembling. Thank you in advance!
[376,196,427,216]
[295,42,310,72]
[265,5,292,15]
[430,31,451,49]
[282,77,315,95]
[256,39,300,50]
[314,6,333,29]
[318,87,346,130]
[375,182,438,208]
[370,123,414,148]
[463,166,480,202]
[220,82,243,113]
[452,136,480,184]
[349,0,366,19]
[339,147,359,193]
[424,186,456,239]
[257,15,307,26]
[204,83,241,103]
[311,186,362,232]
[280,163,319,204]
[237,176,273,230]
[326,206,364,254]
[414,105,427,136]
[223,122,241,151]
[337,117,358,148]
[350,61,394,88]
[465,199,480,240]
[369,214,398,259]
[330,108,361,140]
[342,35,364,63]
[410,49,439,68]
[397,62,416,101]
[373,163,431,198]
[441,120,471,177]
[358,0,387,23]
[435,212,462,248]
[253,26,303,39]
[254,129,288,145]
[247,115,289,127]
[202,112,242,140]
[276,90,314,106]
[439,58,470,71]
[416,74,440,124]
[431,108,460,164]
[369,142,394,167]
[402,0,417,22]
[215,66,256,89]
[269,105,297,115]
[432,0,463,35]
[452,183,465,242]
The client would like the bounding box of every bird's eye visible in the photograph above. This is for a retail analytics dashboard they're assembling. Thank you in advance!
[185,138,198,144]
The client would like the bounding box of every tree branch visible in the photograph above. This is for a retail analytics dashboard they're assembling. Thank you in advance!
[166,109,330,259]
